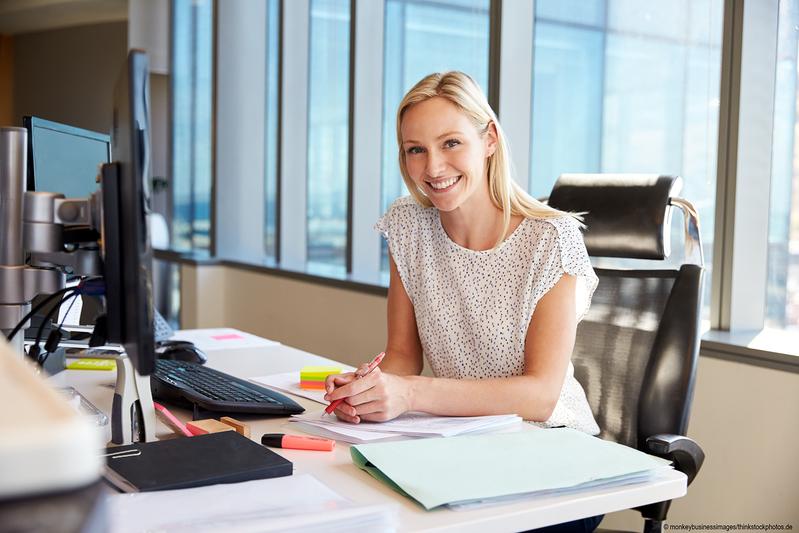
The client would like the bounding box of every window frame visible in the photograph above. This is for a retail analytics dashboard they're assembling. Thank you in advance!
[712,0,780,331]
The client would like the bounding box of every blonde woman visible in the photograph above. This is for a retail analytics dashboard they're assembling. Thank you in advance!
[325,72,599,438]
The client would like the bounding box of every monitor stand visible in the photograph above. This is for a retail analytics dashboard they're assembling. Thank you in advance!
[110,352,157,445]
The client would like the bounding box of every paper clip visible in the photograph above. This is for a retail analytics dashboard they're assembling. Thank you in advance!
[101,449,142,459]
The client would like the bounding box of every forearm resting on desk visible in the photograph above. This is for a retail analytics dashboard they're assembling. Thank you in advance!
[326,367,563,423]
[405,373,561,422]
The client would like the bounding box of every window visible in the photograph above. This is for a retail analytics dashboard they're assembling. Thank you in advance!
[264,0,281,260]
[307,0,351,276]
[184,0,799,351]
[380,0,491,272]
[530,0,724,318]
[766,0,799,329]
[170,0,214,252]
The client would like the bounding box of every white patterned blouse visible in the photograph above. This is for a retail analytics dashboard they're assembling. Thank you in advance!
[376,196,600,435]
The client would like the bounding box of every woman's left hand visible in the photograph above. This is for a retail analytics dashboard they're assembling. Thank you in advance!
[323,367,412,423]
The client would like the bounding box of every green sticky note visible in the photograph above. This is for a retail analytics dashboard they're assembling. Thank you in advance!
[300,366,341,380]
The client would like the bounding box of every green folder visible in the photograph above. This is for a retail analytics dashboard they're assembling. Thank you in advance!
[351,428,672,510]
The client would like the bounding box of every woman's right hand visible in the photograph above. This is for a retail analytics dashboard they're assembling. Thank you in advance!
[324,367,365,422]
[324,364,412,423]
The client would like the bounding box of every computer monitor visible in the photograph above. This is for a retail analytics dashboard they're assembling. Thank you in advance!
[101,50,156,376]
[23,116,110,198]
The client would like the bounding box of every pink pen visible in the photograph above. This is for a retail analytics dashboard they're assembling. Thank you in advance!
[324,352,385,415]
[153,402,193,437]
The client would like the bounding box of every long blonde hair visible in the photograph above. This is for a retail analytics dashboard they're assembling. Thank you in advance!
[396,71,575,248]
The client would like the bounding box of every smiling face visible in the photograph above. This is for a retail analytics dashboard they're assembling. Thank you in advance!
[400,96,496,213]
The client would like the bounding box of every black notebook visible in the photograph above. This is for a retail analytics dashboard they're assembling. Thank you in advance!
[104,432,293,492]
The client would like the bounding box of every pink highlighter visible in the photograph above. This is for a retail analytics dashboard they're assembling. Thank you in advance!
[261,433,335,451]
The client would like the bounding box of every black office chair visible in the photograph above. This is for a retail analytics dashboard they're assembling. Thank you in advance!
[547,174,706,533]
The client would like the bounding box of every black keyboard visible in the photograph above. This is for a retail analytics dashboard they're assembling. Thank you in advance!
[151,359,305,416]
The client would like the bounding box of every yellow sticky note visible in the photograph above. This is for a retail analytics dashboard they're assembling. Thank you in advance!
[300,366,341,381]
[67,358,116,371]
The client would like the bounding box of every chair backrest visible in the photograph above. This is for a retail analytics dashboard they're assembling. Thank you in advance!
[548,174,704,451]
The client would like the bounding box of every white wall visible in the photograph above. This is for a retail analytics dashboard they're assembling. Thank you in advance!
[182,264,799,526]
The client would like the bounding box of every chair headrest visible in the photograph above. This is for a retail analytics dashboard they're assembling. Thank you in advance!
[548,174,682,260]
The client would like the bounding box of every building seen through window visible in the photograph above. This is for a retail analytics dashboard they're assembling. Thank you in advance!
[380,0,491,273]
[171,0,213,253]
[766,0,799,329]
[531,0,724,319]
[307,0,351,276]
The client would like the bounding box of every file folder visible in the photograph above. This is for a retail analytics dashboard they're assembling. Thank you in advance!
[351,427,671,510]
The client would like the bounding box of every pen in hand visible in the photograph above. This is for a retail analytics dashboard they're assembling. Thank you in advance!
[324,351,385,415]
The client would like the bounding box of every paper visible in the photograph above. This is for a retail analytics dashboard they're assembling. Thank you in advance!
[292,419,401,444]
[108,474,397,533]
[250,369,353,405]
[447,469,663,510]
[290,412,523,443]
[66,358,116,371]
[171,328,280,352]
[350,428,673,510]
[57,281,84,326]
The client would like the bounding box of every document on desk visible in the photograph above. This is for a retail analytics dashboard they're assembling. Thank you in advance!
[447,469,662,511]
[350,428,672,510]
[251,369,354,405]
[107,474,397,533]
[290,412,523,443]
[170,328,280,351]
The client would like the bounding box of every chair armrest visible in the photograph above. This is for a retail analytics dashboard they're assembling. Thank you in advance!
[646,434,705,485]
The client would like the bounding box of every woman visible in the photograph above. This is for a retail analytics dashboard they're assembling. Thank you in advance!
[325,71,599,436]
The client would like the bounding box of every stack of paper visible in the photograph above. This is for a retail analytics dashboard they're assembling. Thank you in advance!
[107,474,397,533]
[350,427,673,510]
[290,412,523,444]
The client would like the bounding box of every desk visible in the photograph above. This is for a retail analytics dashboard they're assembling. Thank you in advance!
[53,336,687,532]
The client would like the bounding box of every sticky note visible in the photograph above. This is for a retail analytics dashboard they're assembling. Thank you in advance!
[299,380,327,390]
[67,358,117,371]
[211,333,245,341]
[300,366,341,390]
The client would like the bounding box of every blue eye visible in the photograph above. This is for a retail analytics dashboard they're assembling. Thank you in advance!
[444,139,461,149]
[406,146,424,155]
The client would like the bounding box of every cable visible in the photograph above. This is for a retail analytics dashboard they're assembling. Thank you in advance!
[5,276,105,343]
[37,292,81,367]
[7,277,107,366]
[5,287,75,343]
[31,292,77,365]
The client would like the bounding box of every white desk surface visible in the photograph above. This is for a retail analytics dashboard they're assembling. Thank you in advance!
[55,339,686,532]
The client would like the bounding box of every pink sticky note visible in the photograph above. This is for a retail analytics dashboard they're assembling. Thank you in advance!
[211,333,245,341]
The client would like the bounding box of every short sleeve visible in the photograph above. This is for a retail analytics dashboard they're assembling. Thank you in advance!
[532,217,598,322]
[373,196,419,301]
[374,207,390,239]
[374,196,413,252]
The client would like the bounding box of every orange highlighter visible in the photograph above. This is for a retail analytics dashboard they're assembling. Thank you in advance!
[261,433,335,451]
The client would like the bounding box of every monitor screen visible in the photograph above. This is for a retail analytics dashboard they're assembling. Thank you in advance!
[102,49,155,376]
[24,116,110,198]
